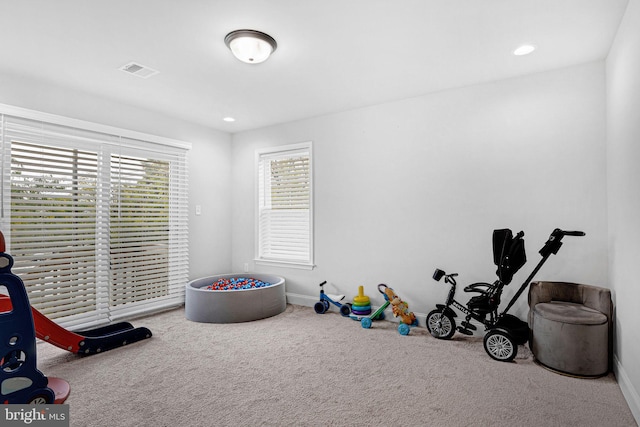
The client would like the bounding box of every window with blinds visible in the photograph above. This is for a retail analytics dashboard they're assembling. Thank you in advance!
[0,110,189,329]
[256,142,313,268]
[9,141,100,324]
[110,154,170,308]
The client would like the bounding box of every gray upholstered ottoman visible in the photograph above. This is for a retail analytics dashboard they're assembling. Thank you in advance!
[528,281,612,377]
[531,301,608,376]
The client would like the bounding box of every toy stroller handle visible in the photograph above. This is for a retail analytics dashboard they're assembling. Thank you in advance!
[318,281,327,287]
[504,227,586,314]
[561,230,585,237]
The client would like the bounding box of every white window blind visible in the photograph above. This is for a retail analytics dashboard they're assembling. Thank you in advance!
[0,111,189,329]
[256,142,313,268]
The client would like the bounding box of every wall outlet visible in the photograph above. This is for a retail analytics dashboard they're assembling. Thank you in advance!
[244,263,249,272]
[195,205,201,215]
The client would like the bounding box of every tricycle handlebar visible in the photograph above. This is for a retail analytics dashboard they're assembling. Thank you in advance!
[432,269,457,284]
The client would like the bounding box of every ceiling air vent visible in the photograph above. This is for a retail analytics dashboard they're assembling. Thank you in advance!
[119,62,159,79]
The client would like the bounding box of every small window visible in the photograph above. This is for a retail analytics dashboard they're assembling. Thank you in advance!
[256,142,313,269]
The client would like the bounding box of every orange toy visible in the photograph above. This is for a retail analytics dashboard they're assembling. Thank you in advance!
[382,286,417,327]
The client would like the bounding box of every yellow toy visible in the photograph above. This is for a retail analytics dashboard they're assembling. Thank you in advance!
[351,285,372,316]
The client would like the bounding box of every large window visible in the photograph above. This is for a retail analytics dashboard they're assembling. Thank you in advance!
[0,108,189,329]
[256,142,313,269]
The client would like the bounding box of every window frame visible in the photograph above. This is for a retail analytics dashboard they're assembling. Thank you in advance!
[0,103,191,329]
[255,141,314,270]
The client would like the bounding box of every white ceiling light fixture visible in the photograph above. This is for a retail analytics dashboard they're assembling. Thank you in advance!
[224,29,277,64]
[513,44,536,56]
[223,116,235,122]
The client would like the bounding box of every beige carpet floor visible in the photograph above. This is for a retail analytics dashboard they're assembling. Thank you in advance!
[36,305,637,427]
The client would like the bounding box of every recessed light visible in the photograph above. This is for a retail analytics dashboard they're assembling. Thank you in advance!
[513,44,536,56]
[223,117,236,122]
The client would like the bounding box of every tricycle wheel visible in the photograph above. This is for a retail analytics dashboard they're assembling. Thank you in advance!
[426,309,456,339]
[483,329,517,362]
[339,304,351,316]
[361,317,372,329]
[314,301,326,314]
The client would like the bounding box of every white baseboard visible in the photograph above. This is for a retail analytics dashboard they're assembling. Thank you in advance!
[285,292,318,307]
[614,354,640,424]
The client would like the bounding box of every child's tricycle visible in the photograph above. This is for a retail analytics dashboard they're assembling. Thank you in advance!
[426,228,585,362]
[314,281,352,316]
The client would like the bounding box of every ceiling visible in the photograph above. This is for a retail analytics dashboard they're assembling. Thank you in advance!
[0,0,629,134]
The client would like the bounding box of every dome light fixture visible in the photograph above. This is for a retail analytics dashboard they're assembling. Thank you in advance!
[224,29,277,64]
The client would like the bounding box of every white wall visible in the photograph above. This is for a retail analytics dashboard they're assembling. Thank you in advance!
[606,0,640,420]
[231,62,608,322]
[0,71,233,280]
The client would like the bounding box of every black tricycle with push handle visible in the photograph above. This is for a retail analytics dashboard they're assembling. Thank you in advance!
[426,228,585,362]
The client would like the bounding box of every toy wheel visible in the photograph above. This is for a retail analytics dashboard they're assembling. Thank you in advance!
[426,310,456,339]
[398,323,410,335]
[1,349,26,373]
[314,301,327,314]
[483,329,517,362]
[361,318,372,329]
[339,304,351,316]
[374,311,386,321]
[28,389,55,404]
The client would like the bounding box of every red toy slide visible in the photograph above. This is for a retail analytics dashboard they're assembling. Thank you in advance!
[0,232,152,356]
[0,296,152,355]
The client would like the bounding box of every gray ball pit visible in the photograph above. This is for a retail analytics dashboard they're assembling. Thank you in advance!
[185,273,286,323]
